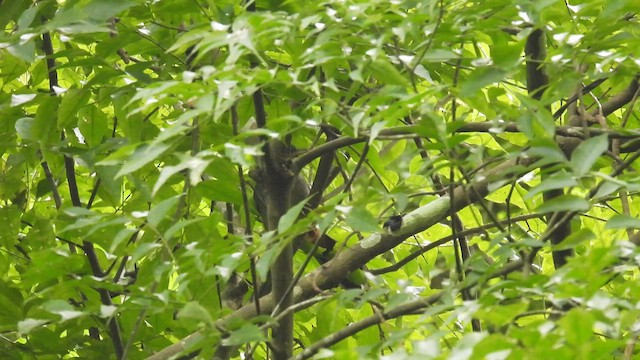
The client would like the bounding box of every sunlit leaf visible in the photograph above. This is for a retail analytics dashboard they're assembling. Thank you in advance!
[570,134,608,177]
[148,196,181,228]
[176,301,213,325]
[525,172,577,199]
[605,214,640,230]
[111,143,170,178]
[341,206,378,232]
[58,88,91,129]
[222,323,267,346]
[536,195,590,213]
[278,197,309,234]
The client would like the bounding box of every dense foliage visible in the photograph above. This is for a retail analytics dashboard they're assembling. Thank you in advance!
[1,0,640,359]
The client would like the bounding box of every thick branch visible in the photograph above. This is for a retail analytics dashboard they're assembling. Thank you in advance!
[255,140,296,359]
[598,76,640,116]
[525,27,571,269]
[524,29,549,101]
[293,123,640,171]
[145,156,535,360]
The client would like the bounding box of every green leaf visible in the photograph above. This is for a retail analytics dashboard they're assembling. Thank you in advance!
[81,0,136,21]
[222,323,267,346]
[255,233,278,283]
[460,67,507,97]
[342,206,378,232]
[525,172,577,200]
[315,302,340,339]
[164,218,204,240]
[148,196,181,228]
[552,228,595,251]
[560,308,594,346]
[224,143,252,167]
[58,89,91,129]
[11,94,37,106]
[195,177,243,204]
[369,121,386,144]
[0,1,29,32]
[42,300,85,322]
[113,143,170,178]
[14,117,36,141]
[176,301,213,325]
[153,153,212,196]
[422,49,457,62]
[476,302,528,327]
[526,138,568,163]
[18,319,48,334]
[604,214,640,230]
[130,242,162,263]
[570,134,608,176]
[278,197,309,234]
[6,41,36,62]
[77,105,109,146]
[536,195,590,213]
[16,5,38,29]
[368,58,411,88]
[33,96,59,143]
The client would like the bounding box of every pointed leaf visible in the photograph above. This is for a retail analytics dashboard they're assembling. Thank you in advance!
[570,134,608,176]
[278,197,309,234]
[342,206,379,232]
[536,195,590,213]
[369,58,411,88]
[58,88,91,129]
[176,301,213,325]
[551,228,595,251]
[114,143,170,178]
[222,324,267,346]
[148,196,181,228]
[605,214,640,230]
[525,173,577,200]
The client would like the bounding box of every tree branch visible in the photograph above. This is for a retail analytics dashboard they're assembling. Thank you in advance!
[41,28,124,358]
[598,75,640,117]
[293,260,525,360]
[145,156,536,360]
[525,27,572,269]
[369,213,543,275]
[293,123,640,171]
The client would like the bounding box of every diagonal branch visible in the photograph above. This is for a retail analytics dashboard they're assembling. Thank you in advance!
[293,259,525,360]
[598,75,640,117]
[145,156,536,360]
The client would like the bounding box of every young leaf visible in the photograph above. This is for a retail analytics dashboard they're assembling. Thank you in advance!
[222,324,267,346]
[536,195,590,213]
[148,196,181,228]
[525,172,577,200]
[570,134,608,177]
[114,143,170,178]
[369,58,411,88]
[278,197,309,234]
[604,214,640,230]
[176,301,213,325]
[343,206,379,232]
[58,88,91,129]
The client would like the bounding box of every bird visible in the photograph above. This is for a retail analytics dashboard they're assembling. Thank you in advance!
[252,174,336,252]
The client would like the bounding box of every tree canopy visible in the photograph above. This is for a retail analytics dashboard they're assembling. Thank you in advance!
[1,0,640,359]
